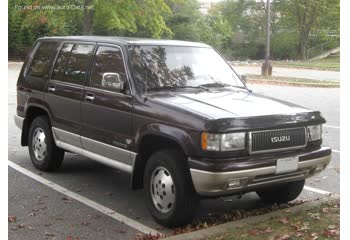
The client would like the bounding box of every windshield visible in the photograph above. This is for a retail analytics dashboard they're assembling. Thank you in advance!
[128,45,244,92]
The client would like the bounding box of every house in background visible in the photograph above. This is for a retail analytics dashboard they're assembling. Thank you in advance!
[198,0,223,14]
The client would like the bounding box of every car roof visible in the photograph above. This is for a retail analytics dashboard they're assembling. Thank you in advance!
[39,36,211,48]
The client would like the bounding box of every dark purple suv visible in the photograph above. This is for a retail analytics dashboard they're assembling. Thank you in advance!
[15,36,331,227]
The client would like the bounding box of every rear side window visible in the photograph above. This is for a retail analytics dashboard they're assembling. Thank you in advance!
[90,46,127,91]
[52,43,74,81]
[52,43,95,85]
[27,41,58,78]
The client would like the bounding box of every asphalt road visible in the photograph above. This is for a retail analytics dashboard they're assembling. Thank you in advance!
[234,65,340,81]
[8,63,339,239]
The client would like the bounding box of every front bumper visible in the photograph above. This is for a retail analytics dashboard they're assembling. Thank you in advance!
[189,147,331,197]
[14,114,24,130]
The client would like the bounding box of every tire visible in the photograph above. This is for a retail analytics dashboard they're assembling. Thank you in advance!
[256,179,305,204]
[28,115,64,171]
[144,149,199,227]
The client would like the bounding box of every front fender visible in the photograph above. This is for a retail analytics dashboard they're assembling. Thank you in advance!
[135,123,198,156]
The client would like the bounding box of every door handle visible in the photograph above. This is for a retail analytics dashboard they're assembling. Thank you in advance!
[48,86,56,93]
[85,94,95,101]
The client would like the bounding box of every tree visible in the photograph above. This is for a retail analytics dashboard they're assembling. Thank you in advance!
[280,0,340,59]
[165,0,202,41]
[92,0,173,38]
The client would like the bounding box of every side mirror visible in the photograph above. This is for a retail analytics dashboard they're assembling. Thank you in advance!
[240,74,247,84]
[102,72,124,91]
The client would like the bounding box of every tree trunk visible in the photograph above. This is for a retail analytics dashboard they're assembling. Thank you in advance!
[300,37,307,60]
[82,0,94,35]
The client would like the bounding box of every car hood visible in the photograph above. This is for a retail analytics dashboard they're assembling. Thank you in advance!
[149,88,310,119]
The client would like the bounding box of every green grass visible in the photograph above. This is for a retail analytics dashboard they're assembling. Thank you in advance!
[206,200,340,240]
[273,54,340,71]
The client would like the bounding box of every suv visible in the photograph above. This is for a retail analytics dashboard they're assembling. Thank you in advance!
[15,36,331,227]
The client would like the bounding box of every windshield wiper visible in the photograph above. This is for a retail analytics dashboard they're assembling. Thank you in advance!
[148,85,209,91]
[199,83,230,88]
[199,83,250,91]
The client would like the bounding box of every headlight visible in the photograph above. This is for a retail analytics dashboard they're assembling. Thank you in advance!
[308,125,322,141]
[201,132,246,151]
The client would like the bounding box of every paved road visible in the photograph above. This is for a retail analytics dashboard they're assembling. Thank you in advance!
[8,63,339,239]
[234,65,340,81]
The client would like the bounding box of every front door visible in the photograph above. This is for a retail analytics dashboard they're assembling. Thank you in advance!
[81,44,135,170]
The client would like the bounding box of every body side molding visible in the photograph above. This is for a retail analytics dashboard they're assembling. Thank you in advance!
[52,127,136,173]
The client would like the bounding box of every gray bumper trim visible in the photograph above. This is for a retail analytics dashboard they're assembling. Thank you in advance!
[14,115,24,130]
[190,153,331,196]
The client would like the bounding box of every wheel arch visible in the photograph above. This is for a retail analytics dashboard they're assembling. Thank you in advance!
[131,126,193,190]
[21,104,51,146]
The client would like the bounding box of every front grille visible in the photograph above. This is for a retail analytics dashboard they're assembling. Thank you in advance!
[250,127,307,154]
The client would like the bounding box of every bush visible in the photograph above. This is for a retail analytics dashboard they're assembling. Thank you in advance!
[271,32,299,60]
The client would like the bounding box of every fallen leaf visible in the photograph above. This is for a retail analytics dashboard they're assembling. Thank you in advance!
[17,224,25,228]
[310,232,319,239]
[322,208,329,213]
[323,229,340,237]
[328,225,336,229]
[300,222,310,231]
[248,229,260,236]
[335,165,340,173]
[275,234,291,240]
[279,217,289,224]
[45,232,55,237]
[263,227,273,233]
[8,215,16,223]
[62,196,73,203]
[308,213,321,220]
[66,236,80,240]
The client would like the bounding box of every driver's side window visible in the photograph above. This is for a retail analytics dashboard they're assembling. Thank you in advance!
[90,46,127,92]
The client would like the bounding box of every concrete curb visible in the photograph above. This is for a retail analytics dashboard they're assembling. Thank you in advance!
[162,196,339,240]
[247,79,340,88]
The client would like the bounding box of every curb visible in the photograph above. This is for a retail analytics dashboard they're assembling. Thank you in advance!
[247,79,340,88]
[162,196,339,240]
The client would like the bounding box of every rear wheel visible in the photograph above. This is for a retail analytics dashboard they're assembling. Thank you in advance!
[256,179,305,204]
[144,149,199,227]
[28,116,64,171]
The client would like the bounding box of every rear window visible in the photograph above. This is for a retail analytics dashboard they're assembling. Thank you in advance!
[52,43,95,85]
[27,41,58,78]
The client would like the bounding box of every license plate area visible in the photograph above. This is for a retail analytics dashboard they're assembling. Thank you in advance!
[276,157,299,174]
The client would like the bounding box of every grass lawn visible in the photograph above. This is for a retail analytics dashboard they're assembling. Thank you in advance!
[206,199,340,240]
[272,54,340,71]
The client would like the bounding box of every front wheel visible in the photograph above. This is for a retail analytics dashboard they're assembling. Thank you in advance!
[256,179,305,204]
[144,149,199,227]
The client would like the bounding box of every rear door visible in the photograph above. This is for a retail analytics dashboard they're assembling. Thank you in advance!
[46,42,95,148]
[81,44,135,170]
